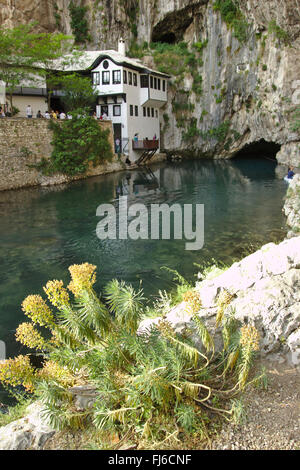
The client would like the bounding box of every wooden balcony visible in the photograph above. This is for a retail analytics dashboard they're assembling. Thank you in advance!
[132,139,159,150]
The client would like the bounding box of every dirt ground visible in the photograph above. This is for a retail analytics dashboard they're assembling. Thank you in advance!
[44,358,300,451]
[209,359,300,450]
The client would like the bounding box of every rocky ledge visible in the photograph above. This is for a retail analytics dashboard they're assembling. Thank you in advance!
[139,236,300,367]
[284,174,300,238]
[0,402,55,450]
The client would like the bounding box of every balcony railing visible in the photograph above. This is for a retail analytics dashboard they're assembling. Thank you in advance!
[132,139,159,150]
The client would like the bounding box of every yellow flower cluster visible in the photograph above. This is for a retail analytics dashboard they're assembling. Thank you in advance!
[156,319,176,338]
[240,325,260,351]
[68,263,97,296]
[38,360,76,387]
[15,322,47,350]
[217,290,234,309]
[0,355,36,392]
[216,290,234,326]
[182,290,202,315]
[22,295,54,327]
[43,279,70,308]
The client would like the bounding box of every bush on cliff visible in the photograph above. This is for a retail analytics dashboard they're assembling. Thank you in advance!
[213,0,249,43]
[0,263,264,448]
[46,113,113,176]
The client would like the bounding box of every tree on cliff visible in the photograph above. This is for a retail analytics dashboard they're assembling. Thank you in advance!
[0,22,74,111]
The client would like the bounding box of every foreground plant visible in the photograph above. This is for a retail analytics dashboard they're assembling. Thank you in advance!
[0,264,262,447]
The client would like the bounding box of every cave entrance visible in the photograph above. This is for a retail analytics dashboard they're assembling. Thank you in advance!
[232,139,281,161]
[151,9,193,44]
[154,32,176,44]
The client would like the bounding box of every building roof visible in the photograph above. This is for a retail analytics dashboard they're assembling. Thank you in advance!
[52,50,170,78]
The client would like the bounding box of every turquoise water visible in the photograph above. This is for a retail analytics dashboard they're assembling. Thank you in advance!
[0,158,287,402]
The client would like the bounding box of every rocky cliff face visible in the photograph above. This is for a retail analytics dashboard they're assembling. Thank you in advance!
[1,0,299,164]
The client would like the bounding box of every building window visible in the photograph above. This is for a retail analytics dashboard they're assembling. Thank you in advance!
[113,105,121,116]
[163,80,166,92]
[113,70,121,84]
[140,75,149,88]
[101,105,108,116]
[155,109,158,118]
[135,105,138,116]
[151,108,154,117]
[123,70,127,84]
[147,107,150,117]
[128,72,132,85]
[157,78,161,90]
[154,77,157,89]
[92,72,100,85]
[143,107,146,117]
[102,71,110,85]
[133,73,137,86]
[150,76,153,88]
[103,60,109,69]
[130,104,133,116]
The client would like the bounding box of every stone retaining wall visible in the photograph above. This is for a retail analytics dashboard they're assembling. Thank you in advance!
[0,118,120,191]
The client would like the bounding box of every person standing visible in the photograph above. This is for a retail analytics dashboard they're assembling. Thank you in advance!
[287,166,295,179]
[26,105,32,118]
[115,138,121,153]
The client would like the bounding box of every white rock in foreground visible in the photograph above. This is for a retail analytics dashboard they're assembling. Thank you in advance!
[139,237,300,366]
[0,402,55,450]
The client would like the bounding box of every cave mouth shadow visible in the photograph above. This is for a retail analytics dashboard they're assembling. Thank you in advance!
[151,9,193,45]
[232,139,281,161]
[153,32,176,44]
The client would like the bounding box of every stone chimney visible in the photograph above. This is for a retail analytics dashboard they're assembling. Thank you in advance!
[118,38,126,56]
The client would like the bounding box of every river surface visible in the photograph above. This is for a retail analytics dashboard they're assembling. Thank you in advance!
[0,158,287,402]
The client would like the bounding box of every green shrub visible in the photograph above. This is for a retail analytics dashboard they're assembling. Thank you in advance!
[201,120,231,143]
[290,106,300,133]
[192,39,208,53]
[268,20,290,45]
[182,117,200,142]
[0,264,262,446]
[213,0,249,43]
[69,1,90,43]
[46,113,113,175]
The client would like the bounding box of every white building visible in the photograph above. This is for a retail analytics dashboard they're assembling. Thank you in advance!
[0,74,48,118]
[1,40,170,163]
[55,40,170,163]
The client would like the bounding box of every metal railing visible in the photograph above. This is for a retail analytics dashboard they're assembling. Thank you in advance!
[132,139,159,150]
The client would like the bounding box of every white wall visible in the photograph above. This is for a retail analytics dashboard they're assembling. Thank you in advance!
[10,95,48,117]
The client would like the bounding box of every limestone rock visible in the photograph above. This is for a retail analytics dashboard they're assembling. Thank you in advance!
[283,174,300,237]
[69,385,98,411]
[138,237,300,366]
[0,402,55,450]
